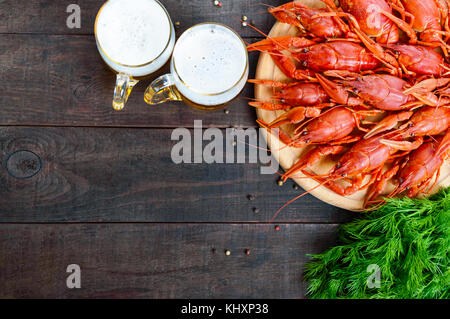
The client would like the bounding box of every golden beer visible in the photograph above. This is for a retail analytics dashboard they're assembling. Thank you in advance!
[95,0,175,110]
[144,23,249,110]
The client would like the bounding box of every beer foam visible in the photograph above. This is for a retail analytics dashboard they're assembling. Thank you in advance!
[96,0,171,66]
[173,24,247,95]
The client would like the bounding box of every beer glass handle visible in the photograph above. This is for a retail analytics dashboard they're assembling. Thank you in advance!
[113,73,139,111]
[144,74,182,105]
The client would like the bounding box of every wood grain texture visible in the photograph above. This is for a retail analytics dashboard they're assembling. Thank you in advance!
[0,0,352,299]
[0,223,338,298]
[0,34,265,128]
[0,127,354,223]
[0,0,280,128]
[0,0,284,37]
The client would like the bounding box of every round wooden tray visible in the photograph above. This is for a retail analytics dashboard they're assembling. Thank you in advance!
[254,0,450,211]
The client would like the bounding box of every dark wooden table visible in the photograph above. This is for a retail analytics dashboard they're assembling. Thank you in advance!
[0,0,355,298]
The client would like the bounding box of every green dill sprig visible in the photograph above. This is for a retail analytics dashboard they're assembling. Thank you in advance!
[304,188,450,299]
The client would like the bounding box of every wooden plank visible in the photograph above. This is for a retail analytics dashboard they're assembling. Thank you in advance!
[0,0,283,37]
[0,127,354,223]
[0,34,265,128]
[0,223,338,298]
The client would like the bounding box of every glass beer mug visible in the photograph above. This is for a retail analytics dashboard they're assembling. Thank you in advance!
[95,0,175,110]
[144,23,249,110]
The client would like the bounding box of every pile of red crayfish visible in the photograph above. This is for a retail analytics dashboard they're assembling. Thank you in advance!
[248,0,450,207]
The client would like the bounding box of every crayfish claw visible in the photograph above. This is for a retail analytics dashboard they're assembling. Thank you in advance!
[364,111,413,139]
[380,138,423,151]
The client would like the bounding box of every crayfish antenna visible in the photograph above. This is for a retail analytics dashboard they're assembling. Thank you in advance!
[240,18,302,53]
[364,199,388,211]
[269,178,330,225]
[247,79,289,87]
[387,183,403,200]
[256,120,293,151]
[249,101,291,111]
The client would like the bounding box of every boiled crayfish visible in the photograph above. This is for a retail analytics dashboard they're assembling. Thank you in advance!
[248,0,450,209]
